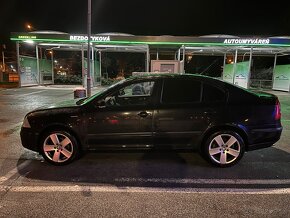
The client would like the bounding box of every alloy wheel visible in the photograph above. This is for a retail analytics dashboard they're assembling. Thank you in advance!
[43,133,74,163]
[208,133,241,165]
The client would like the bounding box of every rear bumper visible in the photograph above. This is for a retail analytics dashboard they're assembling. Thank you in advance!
[20,127,40,152]
[247,126,282,151]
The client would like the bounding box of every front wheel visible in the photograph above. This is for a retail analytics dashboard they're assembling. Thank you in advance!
[203,131,245,167]
[40,130,79,166]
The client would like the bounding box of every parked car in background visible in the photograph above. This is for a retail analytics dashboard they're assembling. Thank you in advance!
[20,74,282,167]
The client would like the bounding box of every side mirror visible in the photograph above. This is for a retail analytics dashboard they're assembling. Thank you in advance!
[96,100,106,109]
[118,89,125,96]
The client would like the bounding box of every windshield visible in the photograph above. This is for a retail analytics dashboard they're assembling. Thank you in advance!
[76,79,126,105]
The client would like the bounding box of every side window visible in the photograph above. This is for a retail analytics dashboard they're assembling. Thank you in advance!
[103,81,155,107]
[161,79,201,104]
[118,81,154,97]
[202,83,225,102]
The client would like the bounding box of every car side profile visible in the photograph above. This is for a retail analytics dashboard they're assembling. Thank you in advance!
[20,74,282,167]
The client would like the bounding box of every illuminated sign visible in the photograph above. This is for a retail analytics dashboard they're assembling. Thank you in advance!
[18,35,37,39]
[69,35,110,41]
[224,38,270,44]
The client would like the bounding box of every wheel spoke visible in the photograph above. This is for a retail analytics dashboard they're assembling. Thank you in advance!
[220,152,227,164]
[60,137,71,147]
[228,148,240,157]
[60,148,72,158]
[209,147,221,156]
[50,134,60,145]
[43,144,55,152]
[214,135,224,147]
[52,151,61,162]
[225,136,237,148]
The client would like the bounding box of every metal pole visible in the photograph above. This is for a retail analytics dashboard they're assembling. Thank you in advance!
[36,44,40,85]
[233,49,238,84]
[91,46,95,87]
[156,49,159,60]
[222,53,226,79]
[99,51,102,85]
[87,0,92,97]
[182,45,185,74]
[146,45,150,72]
[16,42,21,87]
[51,49,54,84]
[247,47,253,89]
[272,54,278,89]
[81,45,85,87]
[1,49,5,72]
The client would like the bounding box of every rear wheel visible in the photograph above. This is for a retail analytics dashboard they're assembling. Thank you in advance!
[40,130,79,166]
[203,131,245,167]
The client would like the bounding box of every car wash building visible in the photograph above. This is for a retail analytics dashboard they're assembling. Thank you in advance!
[11,32,290,92]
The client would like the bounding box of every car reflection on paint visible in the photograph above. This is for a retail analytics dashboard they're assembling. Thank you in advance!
[20,74,282,167]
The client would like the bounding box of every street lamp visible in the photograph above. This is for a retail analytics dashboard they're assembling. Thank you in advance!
[26,23,35,31]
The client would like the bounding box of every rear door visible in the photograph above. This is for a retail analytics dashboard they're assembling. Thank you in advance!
[153,78,226,148]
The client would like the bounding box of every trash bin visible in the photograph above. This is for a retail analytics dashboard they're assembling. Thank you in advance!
[74,87,86,99]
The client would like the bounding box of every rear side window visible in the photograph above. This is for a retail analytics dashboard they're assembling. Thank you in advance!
[202,83,225,102]
[161,79,201,104]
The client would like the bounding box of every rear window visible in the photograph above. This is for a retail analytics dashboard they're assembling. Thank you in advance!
[161,79,201,104]
[202,83,225,102]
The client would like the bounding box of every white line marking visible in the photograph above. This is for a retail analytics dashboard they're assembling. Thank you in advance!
[17,90,47,97]
[0,185,289,194]
[0,160,31,184]
[115,177,290,185]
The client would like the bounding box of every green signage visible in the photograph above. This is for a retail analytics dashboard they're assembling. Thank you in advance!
[19,56,38,86]
[39,59,53,84]
[273,65,290,91]
[223,61,250,88]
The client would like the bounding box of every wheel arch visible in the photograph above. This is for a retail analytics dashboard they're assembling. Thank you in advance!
[37,124,83,152]
[199,124,249,151]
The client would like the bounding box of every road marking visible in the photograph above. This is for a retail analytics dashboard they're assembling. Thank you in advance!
[0,160,31,184]
[17,90,47,97]
[115,177,290,185]
[0,185,290,194]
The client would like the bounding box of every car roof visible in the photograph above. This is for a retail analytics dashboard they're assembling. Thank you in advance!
[127,73,221,82]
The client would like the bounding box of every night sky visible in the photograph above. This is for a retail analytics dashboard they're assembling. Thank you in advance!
[1,0,290,48]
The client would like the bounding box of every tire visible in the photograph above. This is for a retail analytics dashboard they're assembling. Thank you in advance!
[40,130,80,166]
[203,130,245,167]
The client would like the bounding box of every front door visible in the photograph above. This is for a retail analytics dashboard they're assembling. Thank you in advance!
[86,80,157,148]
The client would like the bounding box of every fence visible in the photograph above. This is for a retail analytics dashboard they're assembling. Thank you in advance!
[249,79,273,90]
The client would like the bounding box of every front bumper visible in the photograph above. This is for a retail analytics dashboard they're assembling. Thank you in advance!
[20,127,40,152]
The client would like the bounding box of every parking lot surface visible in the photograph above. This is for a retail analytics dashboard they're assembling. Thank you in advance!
[0,86,289,217]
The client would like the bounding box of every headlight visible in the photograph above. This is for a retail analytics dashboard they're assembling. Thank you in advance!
[22,116,31,128]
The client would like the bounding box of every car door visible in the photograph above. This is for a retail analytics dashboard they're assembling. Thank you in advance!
[153,78,225,148]
[85,79,158,148]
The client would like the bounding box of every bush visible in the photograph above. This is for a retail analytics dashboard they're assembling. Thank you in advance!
[101,77,123,86]
[54,75,82,84]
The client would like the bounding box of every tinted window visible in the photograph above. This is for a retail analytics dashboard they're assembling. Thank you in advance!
[162,79,201,103]
[202,83,225,102]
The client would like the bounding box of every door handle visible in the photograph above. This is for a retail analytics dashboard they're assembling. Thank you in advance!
[204,110,216,115]
[138,111,150,118]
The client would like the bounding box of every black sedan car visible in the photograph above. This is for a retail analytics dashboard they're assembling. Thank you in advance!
[20,74,282,167]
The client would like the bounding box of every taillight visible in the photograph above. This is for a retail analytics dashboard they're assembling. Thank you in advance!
[275,100,281,120]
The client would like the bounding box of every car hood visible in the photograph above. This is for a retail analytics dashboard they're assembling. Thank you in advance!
[32,99,81,112]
